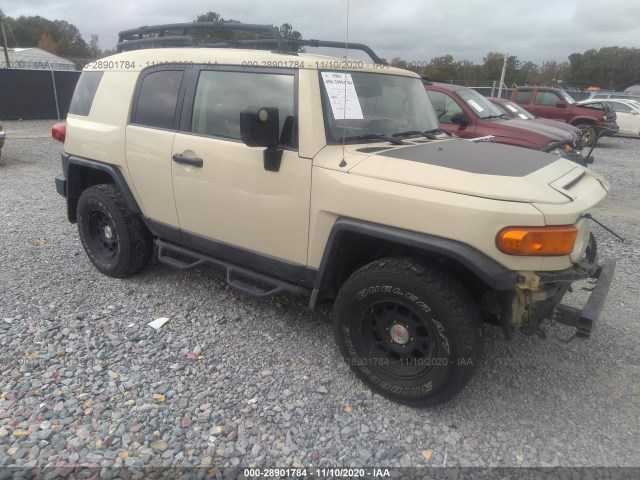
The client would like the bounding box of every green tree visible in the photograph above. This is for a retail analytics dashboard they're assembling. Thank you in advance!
[390,56,408,69]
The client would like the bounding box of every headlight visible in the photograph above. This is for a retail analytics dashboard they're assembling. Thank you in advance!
[570,217,591,264]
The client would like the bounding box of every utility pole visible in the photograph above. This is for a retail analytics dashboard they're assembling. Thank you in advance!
[497,52,508,98]
[1,21,11,68]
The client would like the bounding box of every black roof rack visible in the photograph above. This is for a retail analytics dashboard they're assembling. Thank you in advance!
[116,22,387,65]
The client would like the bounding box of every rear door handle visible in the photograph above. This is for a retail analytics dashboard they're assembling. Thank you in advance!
[172,154,203,168]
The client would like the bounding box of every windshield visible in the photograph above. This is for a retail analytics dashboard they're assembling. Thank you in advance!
[499,100,535,120]
[456,89,506,119]
[319,71,439,143]
[560,91,576,104]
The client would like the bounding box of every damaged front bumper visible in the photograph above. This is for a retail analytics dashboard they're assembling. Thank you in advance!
[553,258,616,337]
[502,231,616,339]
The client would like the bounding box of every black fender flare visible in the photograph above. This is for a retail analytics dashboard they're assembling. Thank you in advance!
[59,153,141,222]
[310,218,515,308]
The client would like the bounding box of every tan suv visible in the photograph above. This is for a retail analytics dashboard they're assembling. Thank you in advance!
[53,23,616,406]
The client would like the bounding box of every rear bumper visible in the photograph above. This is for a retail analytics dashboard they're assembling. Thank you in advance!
[554,258,616,337]
[55,174,67,197]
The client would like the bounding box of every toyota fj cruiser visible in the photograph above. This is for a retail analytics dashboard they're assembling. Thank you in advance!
[53,23,616,406]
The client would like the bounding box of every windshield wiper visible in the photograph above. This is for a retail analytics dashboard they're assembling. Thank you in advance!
[485,114,510,120]
[340,134,407,145]
[393,129,448,140]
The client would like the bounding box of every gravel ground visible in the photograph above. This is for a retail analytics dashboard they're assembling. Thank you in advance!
[1,121,639,473]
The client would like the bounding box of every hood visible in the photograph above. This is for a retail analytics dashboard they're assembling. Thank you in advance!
[346,139,582,204]
[490,118,573,143]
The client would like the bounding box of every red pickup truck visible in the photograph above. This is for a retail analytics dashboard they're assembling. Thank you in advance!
[510,87,618,147]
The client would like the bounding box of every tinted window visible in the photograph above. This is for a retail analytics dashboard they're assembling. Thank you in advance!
[514,90,532,104]
[132,70,184,129]
[534,91,560,106]
[68,71,104,116]
[191,71,295,146]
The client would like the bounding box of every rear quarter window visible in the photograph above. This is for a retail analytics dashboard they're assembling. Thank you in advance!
[68,71,104,116]
[131,70,184,130]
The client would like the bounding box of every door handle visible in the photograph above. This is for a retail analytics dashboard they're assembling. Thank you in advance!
[172,154,203,168]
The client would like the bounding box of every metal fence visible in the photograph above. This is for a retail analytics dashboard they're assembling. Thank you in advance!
[0,68,81,120]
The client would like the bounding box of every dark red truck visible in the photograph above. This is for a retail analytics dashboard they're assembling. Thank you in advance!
[510,87,618,147]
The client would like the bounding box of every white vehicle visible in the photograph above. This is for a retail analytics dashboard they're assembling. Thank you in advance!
[605,100,640,137]
[578,99,640,137]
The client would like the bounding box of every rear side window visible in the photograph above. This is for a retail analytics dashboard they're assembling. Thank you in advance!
[132,70,184,130]
[190,70,295,146]
[68,71,104,116]
[513,90,532,105]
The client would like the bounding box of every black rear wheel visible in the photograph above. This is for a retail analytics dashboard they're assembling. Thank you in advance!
[77,184,152,278]
[333,257,483,407]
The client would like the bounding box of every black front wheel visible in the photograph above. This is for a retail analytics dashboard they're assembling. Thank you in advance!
[333,257,483,407]
[77,184,152,278]
[576,124,597,148]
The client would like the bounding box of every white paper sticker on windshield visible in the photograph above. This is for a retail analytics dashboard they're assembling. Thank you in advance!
[321,72,364,120]
[518,113,528,119]
[467,99,485,113]
[506,105,518,112]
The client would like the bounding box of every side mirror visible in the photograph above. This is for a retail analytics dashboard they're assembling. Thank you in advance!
[450,112,471,126]
[630,110,639,115]
[555,102,567,108]
[240,106,283,172]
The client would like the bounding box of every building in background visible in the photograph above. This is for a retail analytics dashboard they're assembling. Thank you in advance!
[1,47,75,70]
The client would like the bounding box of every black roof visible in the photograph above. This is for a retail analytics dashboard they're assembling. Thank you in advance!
[116,22,387,65]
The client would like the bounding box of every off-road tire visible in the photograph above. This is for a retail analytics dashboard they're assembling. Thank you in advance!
[333,257,483,407]
[575,124,597,148]
[77,184,152,278]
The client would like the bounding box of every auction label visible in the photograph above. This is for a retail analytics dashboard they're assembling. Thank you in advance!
[321,72,364,120]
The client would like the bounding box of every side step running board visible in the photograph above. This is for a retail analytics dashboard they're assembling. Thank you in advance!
[156,239,310,298]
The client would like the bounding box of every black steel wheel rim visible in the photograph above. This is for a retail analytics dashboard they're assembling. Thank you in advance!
[87,209,118,260]
[360,300,439,379]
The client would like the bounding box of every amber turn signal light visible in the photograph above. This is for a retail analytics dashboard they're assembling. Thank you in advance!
[497,226,578,256]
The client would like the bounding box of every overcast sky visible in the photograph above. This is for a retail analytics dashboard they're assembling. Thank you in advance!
[3,0,640,64]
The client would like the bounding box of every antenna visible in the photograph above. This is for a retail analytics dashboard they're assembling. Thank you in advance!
[341,0,350,165]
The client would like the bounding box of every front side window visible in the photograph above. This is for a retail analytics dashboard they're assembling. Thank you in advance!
[131,70,184,129]
[534,91,561,106]
[427,90,463,123]
[319,71,439,143]
[608,102,632,113]
[191,71,295,146]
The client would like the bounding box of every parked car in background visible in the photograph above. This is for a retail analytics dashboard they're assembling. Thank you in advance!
[589,91,640,101]
[578,99,640,137]
[511,86,618,147]
[489,97,582,140]
[425,82,584,161]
